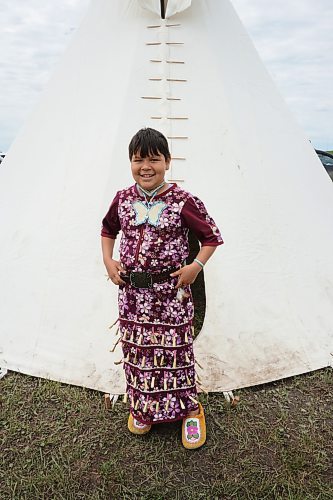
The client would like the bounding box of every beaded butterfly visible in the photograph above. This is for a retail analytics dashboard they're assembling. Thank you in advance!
[132,200,167,227]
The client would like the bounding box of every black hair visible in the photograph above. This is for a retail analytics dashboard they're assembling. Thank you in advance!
[128,128,171,161]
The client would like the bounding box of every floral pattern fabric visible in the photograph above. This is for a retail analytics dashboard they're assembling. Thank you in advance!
[102,184,223,425]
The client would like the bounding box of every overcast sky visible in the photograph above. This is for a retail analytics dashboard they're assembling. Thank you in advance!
[0,0,332,153]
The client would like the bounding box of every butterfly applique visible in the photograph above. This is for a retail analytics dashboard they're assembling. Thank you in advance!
[132,200,167,227]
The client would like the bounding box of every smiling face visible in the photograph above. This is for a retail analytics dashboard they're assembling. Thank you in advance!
[131,151,170,191]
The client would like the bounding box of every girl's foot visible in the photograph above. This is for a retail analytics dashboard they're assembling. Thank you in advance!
[128,413,152,435]
[182,403,206,449]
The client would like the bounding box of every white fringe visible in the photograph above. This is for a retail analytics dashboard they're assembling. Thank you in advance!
[223,391,234,402]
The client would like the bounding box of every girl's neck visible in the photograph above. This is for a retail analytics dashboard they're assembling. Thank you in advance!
[137,181,168,198]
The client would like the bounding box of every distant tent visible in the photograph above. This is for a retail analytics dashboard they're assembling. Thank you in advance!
[0,0,332,394]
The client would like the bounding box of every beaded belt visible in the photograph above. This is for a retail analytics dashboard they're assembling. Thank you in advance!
[121,267,179,289]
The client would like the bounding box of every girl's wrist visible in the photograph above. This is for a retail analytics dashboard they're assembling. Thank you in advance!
[193,258,205,270]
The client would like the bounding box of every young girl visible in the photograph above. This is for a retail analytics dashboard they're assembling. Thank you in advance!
[101,128,223,449]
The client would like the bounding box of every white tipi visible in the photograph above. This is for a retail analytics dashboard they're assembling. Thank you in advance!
[0,0,332,394]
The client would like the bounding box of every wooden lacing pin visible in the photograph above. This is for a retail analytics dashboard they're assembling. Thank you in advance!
[167,78,187,82]
[189,395,199,405]
[173,377,177,389]
[135,399,140,410]
[179,398,186,410]
[141,96,162,100]
[123,392,128,403]
[151,376,155,389]
[167,136,188,139]
[141,356,146,368]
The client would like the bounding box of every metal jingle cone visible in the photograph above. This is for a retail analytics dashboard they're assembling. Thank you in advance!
[151,376,155,389]
[135,399,140,410]
[179,398,185,410]
[161,334,165,346]
[185,330,188,343]
[165,398,170,411]
[143,400,148,413]
[173,376,177,389]
[141,355,146,368]
[189,395,199,405]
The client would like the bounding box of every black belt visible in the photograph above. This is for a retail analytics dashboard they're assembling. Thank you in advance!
[121,267,179,289]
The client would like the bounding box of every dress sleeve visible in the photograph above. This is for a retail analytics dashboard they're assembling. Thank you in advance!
[181,195,224,246]
[101,192,121,239]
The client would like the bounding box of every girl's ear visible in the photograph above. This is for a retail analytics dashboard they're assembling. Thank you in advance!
[166,158,171,170]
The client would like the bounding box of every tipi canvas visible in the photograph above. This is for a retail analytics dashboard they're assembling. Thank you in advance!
[0,0,332,394]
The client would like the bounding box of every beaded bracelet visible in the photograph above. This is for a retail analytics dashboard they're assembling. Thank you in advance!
[193,258,205,269]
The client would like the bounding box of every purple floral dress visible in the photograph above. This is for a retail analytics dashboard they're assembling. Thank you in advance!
[102,183,223,425]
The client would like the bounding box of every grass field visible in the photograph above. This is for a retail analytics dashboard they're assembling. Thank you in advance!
[1,367,332,499]
[1,239,333,499]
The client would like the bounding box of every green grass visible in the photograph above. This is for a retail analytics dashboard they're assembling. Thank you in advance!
[1,368,332,499]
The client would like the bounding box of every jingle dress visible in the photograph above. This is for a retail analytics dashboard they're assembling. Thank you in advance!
[101,183,223,425]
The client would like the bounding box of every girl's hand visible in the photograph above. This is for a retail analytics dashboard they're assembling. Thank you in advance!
[105,259,126,286]
[170,263,201,289]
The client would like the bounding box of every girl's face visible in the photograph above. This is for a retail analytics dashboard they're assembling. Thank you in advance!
[131,151,170,191]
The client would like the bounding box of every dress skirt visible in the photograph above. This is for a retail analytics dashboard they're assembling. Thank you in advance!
[117,277,199,425]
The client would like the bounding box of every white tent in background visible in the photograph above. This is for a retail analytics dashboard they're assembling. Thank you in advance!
[0,0,332,394]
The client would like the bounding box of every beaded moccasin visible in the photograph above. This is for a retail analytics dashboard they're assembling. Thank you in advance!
[181,403,206,449]
[128,413,152,435]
